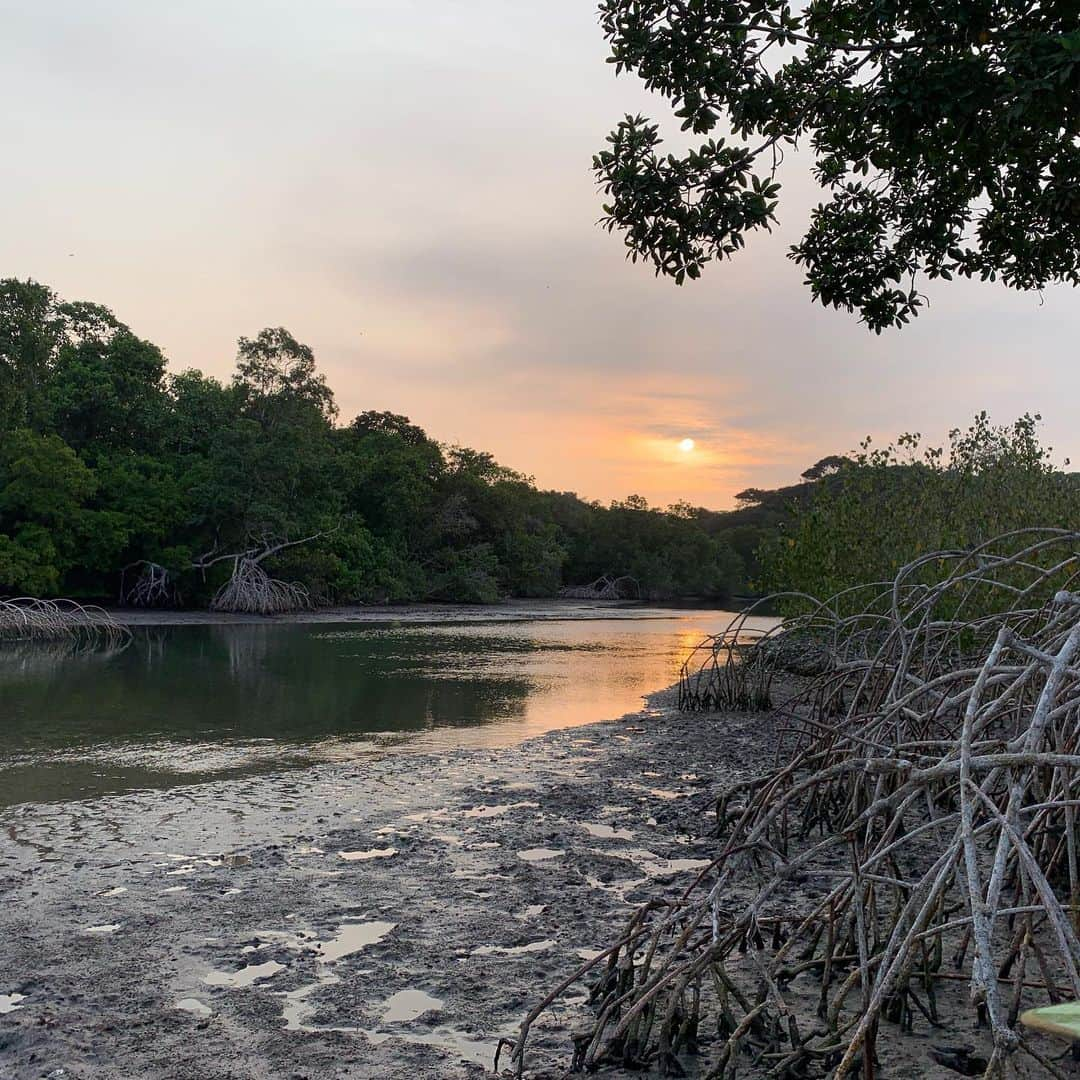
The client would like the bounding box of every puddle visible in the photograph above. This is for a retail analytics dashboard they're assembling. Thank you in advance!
[338,847,397,862]
[585,871,648,901]
[280,921,398,1032]
[432,832,465,847]
[362,1024,513,1066]
[100,887,127,898]
[582,822,634,840]
[160,886,189,894]
[317,920,396,962]
[652,857,712,874]
[472,939,554,956]
[517,904,546,920]
[461,801,539,819]
[82,923,121,934]
[203,960,286,988]
[518,848,564,863]
[295,846,325,855]
[383,988,443,1022]
[175,997,212,1016]
[241,929,311,954]
[0,993,26,1014]
[647,789,684,801]
[281,974,342,1031]
[403,809,449,823]
[607,848,712,877]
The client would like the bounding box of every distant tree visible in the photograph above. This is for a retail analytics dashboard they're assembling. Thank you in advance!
[734,488,769,508]
[0,430,96,593]
[350,411,432,448]
[445,446,528,485]
[592,2,1080,331]
[0,279,63,429]
[234,328,336,425]
[47,326,168,455]
[800,455,850,482]
[667,500,698,519]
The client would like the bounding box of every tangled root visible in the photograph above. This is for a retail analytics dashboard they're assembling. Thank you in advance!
[0,597,130,648]
[209,557,310,615]
[120,561,179,608]
[512,529,1080,1079]
[560,574,641,600]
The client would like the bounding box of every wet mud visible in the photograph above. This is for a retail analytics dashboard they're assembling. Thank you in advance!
[0,689,772,1079]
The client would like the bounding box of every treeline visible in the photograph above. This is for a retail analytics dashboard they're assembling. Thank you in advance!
[0,279,746,607]
[752,414,1080,608]
[7,280,1060,612]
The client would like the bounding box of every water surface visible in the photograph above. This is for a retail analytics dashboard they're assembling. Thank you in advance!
[0,605,756,805]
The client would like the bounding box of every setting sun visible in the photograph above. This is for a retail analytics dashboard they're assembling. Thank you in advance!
[678,438,696,453]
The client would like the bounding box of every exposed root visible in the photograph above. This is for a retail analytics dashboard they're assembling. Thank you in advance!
[193,532,326,616]
[0,597,130,648]
[120,561,179,608]
[209,556,310,615]
[560,574,641,601]
[512,529,1080,1078]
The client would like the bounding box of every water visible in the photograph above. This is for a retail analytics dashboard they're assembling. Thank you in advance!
[0,604,757,806]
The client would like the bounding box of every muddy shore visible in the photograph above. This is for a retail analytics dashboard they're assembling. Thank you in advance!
[0,689,777,1080]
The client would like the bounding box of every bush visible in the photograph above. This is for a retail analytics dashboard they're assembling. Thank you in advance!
[759,413,1080,612]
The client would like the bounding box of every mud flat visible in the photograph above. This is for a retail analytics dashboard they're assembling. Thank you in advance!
[0,689,778,1080]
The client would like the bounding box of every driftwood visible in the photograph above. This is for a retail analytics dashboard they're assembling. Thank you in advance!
[511,529,1080,1079]
[193,533,324,615]
[0,597,129,648]
[560,574,641,601]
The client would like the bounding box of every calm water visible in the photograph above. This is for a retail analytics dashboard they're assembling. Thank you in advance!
[0,607,754,806]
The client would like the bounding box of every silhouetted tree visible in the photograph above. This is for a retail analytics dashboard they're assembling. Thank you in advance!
[593,1,1080,330]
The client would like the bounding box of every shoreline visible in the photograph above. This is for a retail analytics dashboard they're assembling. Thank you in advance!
[0,688,768,1080]
[104,599,744,627]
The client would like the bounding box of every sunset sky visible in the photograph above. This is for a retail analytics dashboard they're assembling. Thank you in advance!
[4,2,1079,509]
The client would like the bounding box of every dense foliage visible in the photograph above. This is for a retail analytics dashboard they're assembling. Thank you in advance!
[592,0,1080,330]
[0,279,746,606]
[758,413,1080,607]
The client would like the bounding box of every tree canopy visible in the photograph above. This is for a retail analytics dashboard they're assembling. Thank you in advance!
[759,412,1080,605]
[592,1,1080,331]
[0,279,748,607]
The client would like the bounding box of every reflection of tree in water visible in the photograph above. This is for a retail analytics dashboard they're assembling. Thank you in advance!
[135,627,169,670]
[209,623,274,680]
[1,621,636,772]
[168,624,536,740]
[0,639,125,684]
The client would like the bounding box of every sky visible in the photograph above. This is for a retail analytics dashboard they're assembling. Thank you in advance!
[3,2,1079,509]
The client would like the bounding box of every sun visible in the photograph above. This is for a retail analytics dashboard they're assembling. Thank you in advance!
[678,438,696,453]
